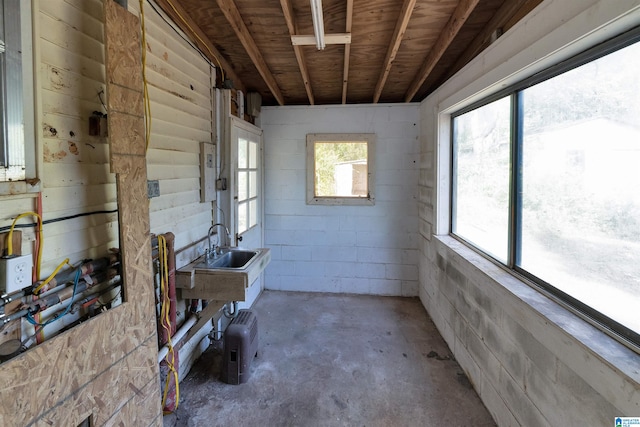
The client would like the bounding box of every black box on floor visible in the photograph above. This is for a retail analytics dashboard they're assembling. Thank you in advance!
[221,309,259,385]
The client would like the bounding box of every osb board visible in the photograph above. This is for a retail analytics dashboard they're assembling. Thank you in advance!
[106,84,145,117]
[102,378,163,427]
[116,162,153,304]
[104,0,143,90]
[108,111,146,156]
[0,301,156,426]
[30,338,159,426]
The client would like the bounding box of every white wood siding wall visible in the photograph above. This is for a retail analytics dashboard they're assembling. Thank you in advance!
[36,0,117,273]
[129,1,214,265]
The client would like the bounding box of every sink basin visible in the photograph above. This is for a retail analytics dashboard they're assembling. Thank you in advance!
[196,249,259,269]
[176,247,271,301]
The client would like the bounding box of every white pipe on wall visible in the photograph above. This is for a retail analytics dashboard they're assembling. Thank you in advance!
[157,315,197,363]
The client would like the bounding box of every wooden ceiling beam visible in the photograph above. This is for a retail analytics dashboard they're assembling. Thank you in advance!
[449,0,536,76]
[291,34,351,46]
[216,0,285,105]
[404,0,480,102]
[373,0,417,103]
[153,0,245,93]
[280,0,314,105]
[341,0,353,104]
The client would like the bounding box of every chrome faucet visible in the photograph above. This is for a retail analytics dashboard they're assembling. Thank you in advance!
[207,223,230,260]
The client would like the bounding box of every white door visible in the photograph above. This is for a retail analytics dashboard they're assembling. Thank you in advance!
[230,117,263,251]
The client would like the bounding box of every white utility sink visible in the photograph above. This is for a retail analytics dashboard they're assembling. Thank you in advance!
[176,247,271,301]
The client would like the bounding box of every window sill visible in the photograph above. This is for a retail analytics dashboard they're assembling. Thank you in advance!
[434,234,640,385]
[0,180,41,197]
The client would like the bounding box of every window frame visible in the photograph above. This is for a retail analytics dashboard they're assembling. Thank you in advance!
[0,0,37,194]
[306,133,376,206]
[450,25,640,349]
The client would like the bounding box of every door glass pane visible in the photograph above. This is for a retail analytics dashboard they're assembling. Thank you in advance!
[249,141,257,168]
[249,199,257,228]
[238,138,248,169]
[249,171,257,198]
[238,171,248,201]
[238,202,247,234]
[452,96,511,262]
[520,41,640,332]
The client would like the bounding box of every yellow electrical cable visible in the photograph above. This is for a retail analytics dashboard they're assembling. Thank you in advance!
[163,0,225,82]
[158,235,180,413]
[6,211,43,280]
[139,0,152,151]
[33,258,72,295]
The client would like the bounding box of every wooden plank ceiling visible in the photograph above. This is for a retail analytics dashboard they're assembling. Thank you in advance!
[157,0,542,106]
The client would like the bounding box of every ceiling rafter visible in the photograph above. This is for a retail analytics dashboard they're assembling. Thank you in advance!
[404,0,480,102]
[449,0,535,77]
[280,0,314,105]
[373,0,417,103]
[216,0,285,105]
[341,0,353,104]
[153,0,246,93]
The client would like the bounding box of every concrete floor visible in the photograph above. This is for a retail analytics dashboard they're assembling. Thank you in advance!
[164,291,496,427]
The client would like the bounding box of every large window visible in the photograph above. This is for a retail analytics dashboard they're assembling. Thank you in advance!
[452,28,640,346]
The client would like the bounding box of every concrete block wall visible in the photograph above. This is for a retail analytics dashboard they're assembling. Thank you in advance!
[260,104,420,296]
[420,0,640,425]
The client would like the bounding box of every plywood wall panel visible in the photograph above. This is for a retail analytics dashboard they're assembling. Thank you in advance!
[108,112,146,158]
[107,84,145,117]
[104,4,142,89]
[0,304,155,426]
[31,340,159,426]
[102,378,163,427]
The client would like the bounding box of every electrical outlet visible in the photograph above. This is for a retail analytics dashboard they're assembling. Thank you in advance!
[0,255,33,295]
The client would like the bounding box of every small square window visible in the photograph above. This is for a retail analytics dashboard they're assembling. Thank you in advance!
[306,133,375,205]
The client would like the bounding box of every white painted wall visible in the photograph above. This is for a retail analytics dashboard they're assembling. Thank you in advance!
[420,0,640,425]
[261,104,420,296]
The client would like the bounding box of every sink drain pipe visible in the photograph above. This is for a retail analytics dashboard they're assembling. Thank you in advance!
[223,301,239,319]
